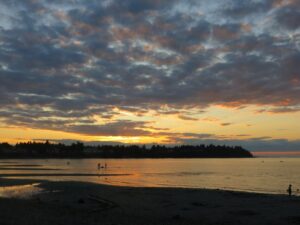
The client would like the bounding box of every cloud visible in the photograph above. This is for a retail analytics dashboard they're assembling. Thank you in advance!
[202,117,220,122]
[257,106,300,114]
[33,139,125,146]
[177,115,199,121]
[66,120,152,136]
[222,0,273,18]
[275,6,300,30]
[221,123,232,126]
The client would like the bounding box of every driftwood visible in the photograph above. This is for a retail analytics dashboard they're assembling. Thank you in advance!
[88,194,119,212]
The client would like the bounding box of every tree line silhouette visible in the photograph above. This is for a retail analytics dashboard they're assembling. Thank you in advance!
[0,141,253,158]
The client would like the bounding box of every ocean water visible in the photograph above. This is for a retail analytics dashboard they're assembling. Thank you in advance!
[0,158,299,195]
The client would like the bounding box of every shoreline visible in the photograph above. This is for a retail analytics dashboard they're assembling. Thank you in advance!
[0,178,299,225]
[0,176,293,197]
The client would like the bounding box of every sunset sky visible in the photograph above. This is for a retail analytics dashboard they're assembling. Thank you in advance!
[0,0,300,151]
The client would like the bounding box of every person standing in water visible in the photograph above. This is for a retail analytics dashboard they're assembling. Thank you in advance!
[287,184,292,196]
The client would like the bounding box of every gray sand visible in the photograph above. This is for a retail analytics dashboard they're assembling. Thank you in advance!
[0,178,299,225]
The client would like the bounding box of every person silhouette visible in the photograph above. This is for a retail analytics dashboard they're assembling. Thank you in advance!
[287,184,292,196]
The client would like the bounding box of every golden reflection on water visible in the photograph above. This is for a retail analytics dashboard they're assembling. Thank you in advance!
[0,183,43,199]
[1,158,300,195]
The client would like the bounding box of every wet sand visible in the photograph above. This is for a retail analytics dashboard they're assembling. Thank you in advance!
[0,178,300,225]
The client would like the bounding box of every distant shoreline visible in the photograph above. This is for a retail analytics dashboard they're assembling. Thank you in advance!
[252,151,300,157]
[0,142,253,158]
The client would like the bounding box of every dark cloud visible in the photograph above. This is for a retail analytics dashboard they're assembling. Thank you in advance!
[221,123,232,126]
[119,0,177,14]
[223,0,273,18]
[33,139,125,146]
[275,6,300,30]
[212,23,242,41]
[65,120,152,136]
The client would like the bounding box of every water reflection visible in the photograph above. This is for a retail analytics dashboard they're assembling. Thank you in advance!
[0,183,43,199]
[0,158,299,195]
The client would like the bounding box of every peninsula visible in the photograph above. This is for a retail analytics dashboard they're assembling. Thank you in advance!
[0,142,253,158]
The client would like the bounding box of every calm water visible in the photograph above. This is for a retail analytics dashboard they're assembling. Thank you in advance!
[0,158,299,195]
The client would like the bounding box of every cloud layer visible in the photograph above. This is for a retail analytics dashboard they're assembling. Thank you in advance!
[0,0,300,145]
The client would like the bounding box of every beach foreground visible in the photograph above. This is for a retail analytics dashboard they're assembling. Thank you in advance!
[0,179,300,225]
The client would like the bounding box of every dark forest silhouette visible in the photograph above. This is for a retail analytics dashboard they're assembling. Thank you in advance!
[0,141,253,158]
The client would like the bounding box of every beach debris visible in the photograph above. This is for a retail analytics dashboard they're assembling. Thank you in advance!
[88,194,119,212]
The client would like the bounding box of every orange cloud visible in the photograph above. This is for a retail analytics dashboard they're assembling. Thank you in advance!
[272,0,298,8]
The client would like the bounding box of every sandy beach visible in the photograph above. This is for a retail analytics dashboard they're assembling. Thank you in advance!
[0,178,299,225]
